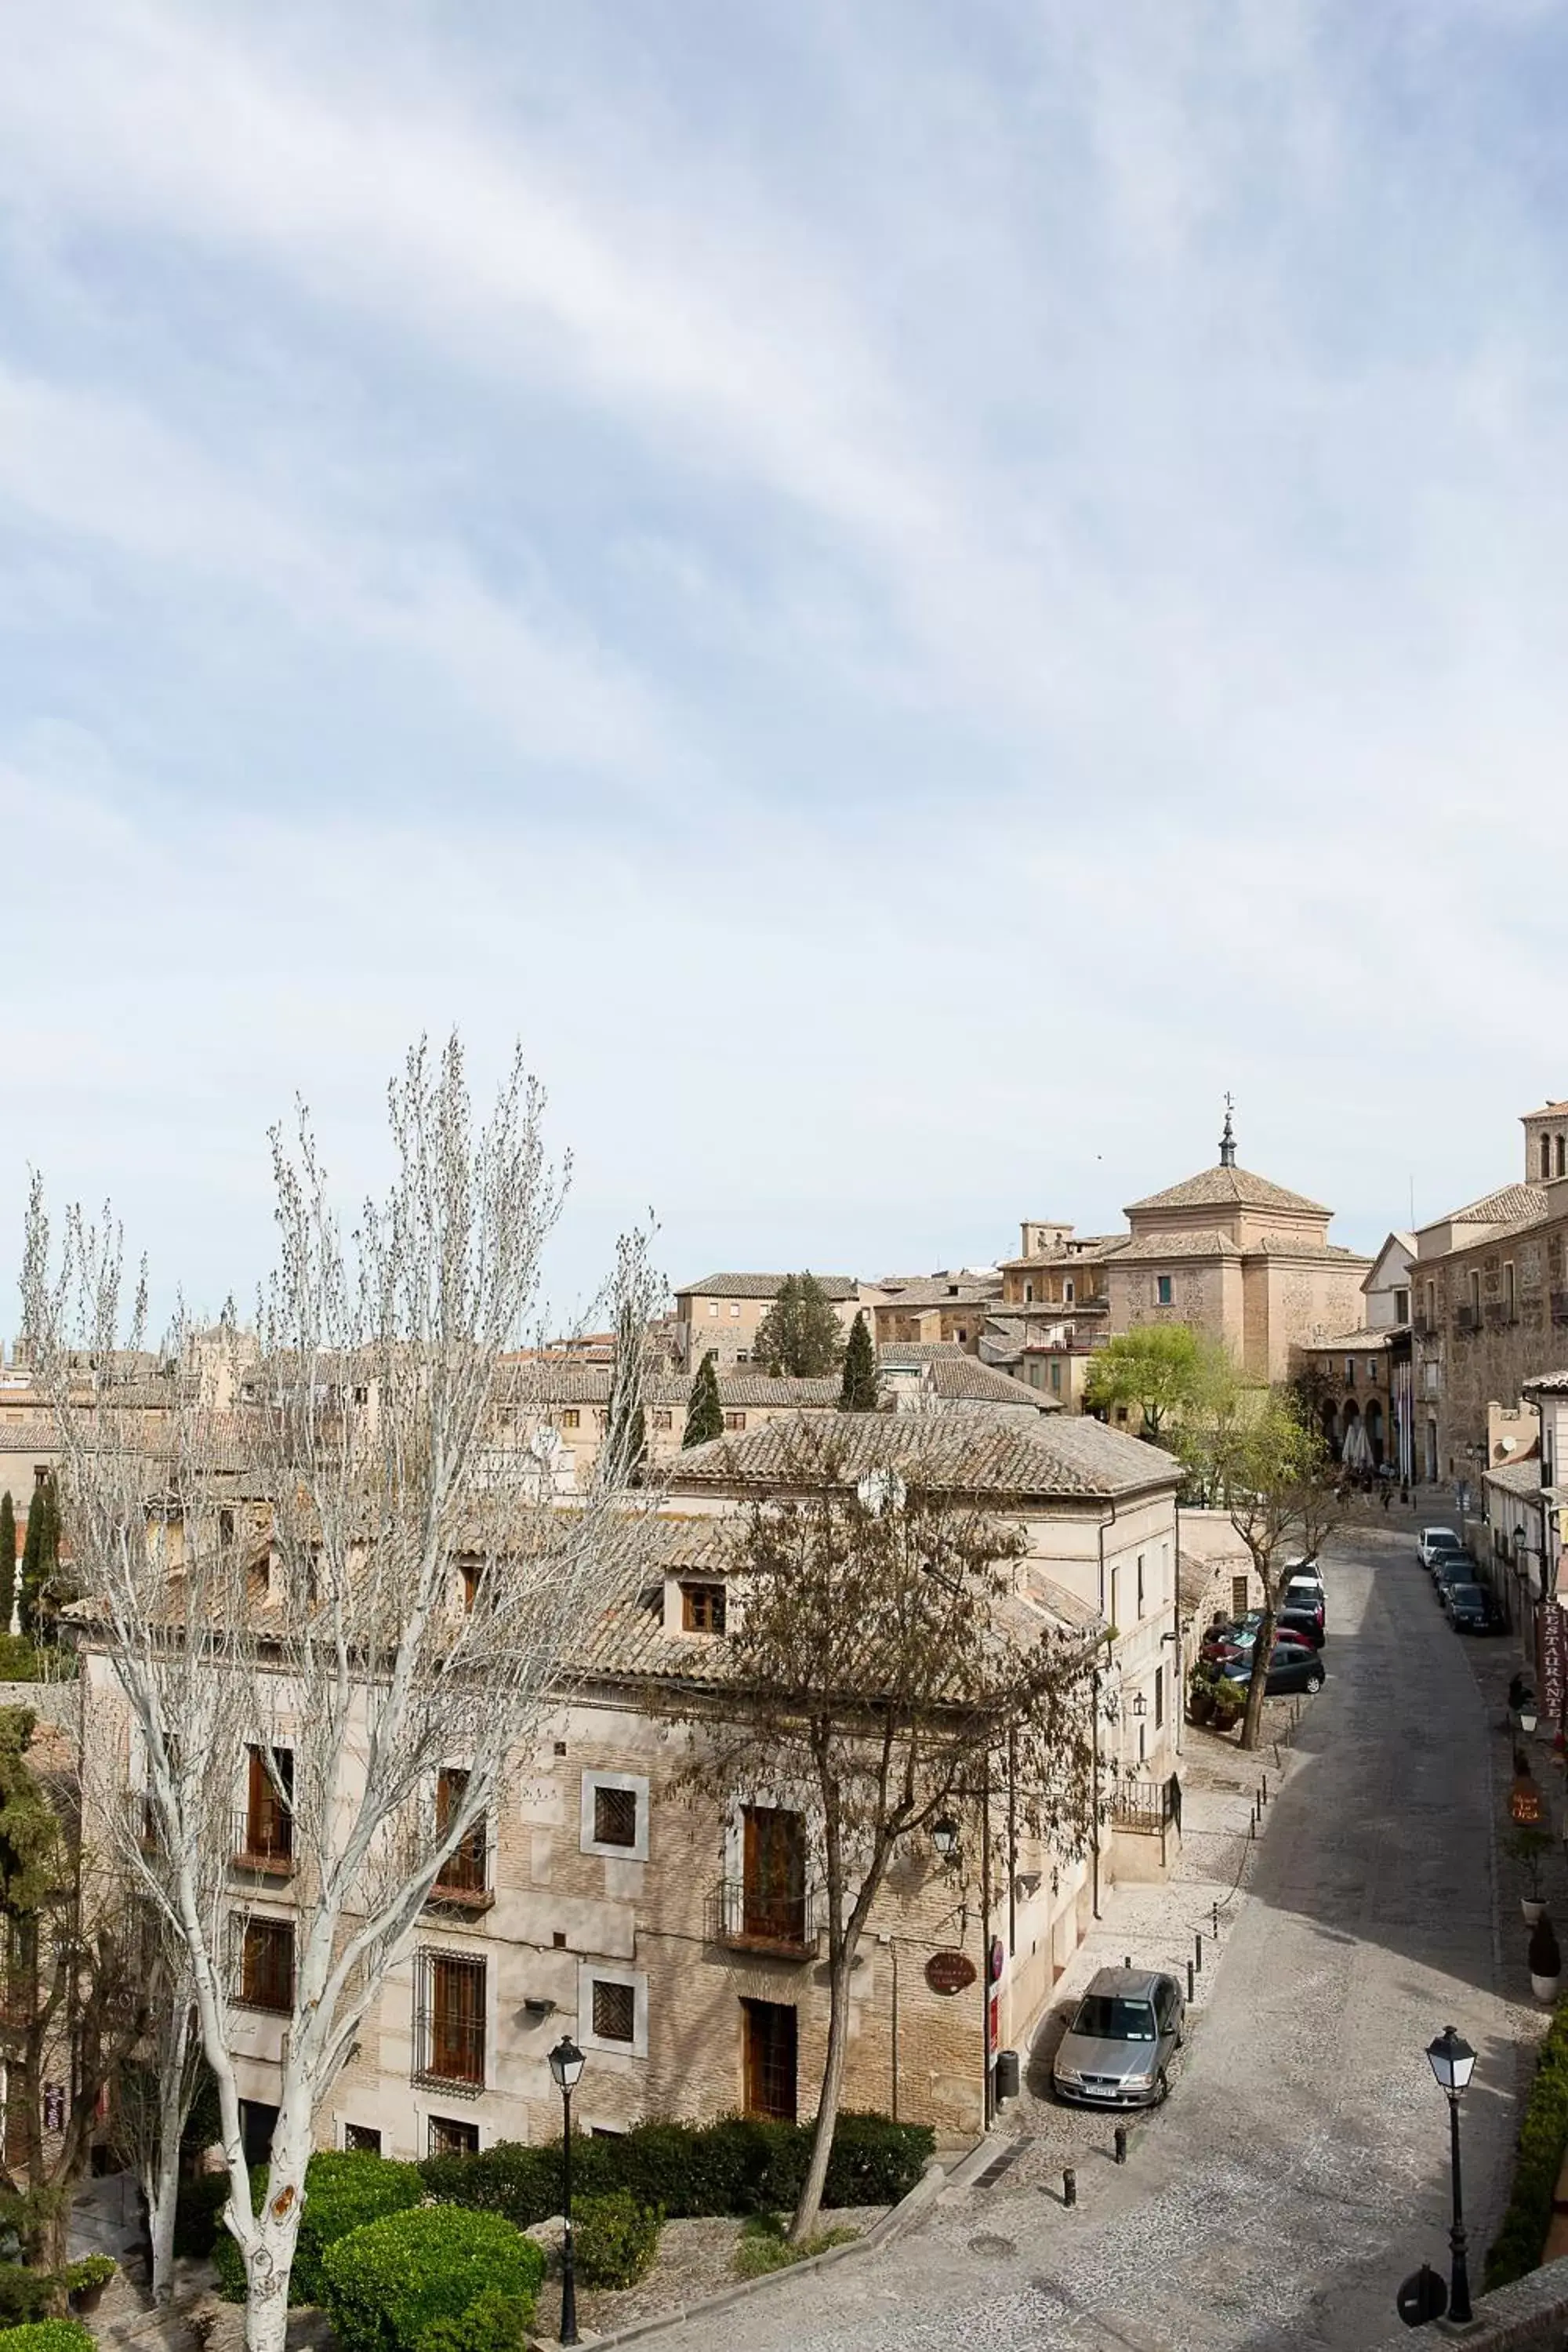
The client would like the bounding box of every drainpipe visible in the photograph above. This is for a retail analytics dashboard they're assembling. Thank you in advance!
[1091,1500,1119,1921]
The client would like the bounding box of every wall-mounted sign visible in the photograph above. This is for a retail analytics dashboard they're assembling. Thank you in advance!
[989,1936,1006,1985]
[925,1950,977,1995]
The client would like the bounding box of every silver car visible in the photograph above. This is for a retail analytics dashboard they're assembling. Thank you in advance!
[1051,1966,1185,2108]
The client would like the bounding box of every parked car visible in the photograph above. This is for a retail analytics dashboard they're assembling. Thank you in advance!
[1052,1966,1185,2108]
[1433,1553,1480,1600]
[1276,1608,1326,1650]
[1200,1614,1313,1663]
[1281,1584,1326,1632]
[1444,1583,1502,1634]
[1417,1526,1463,1568]
[1227,1642,1326,1697]
[1283,1560,1326,1600]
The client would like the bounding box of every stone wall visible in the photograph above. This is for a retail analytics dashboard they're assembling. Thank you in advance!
[1416,1211,1568,1476]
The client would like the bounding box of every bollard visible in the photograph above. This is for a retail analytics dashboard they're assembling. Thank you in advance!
[1195,1931,1203,1973]
[1187,1958,1194,2002]
[1261,1773,1268,1806]
[1063,2167,1076,2208]
[1211,1900,1218,1939]
[1250,1813,1256,1840]
[1113,2125,1128,2165]
[1124,1955,1131,1969]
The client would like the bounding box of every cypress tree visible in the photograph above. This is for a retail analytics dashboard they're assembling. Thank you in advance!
[684,1351,724,1448]
[839,1312,878,1411]
[0,1495,13,1636]
[19,1476,58,1643]
[752,1276,800,1377]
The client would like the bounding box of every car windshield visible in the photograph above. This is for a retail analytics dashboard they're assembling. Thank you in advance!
[1450,1586,1483,1606]
[1428,1534,1461,1552]
[1073,1996,1156,2042]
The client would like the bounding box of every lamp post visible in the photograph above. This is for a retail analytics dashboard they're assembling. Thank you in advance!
[1426,2025,1475,2325]
[549,2034,586,2346]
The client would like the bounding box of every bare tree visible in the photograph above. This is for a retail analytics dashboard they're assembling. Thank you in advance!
[679,1423,1095,2244]
[26,1036,660,2352]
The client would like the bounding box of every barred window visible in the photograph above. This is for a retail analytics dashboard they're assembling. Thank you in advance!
[413,1950,486,2089]
[681,1582,726,1635]
[593,1785,638,1849]
[592,1979,636,2043]
[427,2115,479,2158]
[236,1918,294,2013]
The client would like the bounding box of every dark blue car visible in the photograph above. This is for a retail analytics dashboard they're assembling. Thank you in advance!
[1228,1642,1325,1697]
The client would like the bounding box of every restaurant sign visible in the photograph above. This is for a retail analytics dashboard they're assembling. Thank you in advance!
[925,1950,978,1995]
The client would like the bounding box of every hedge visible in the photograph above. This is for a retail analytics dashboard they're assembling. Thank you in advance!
[0,2274,55,2331]
[0,2326,95,2352]
[1487,1994,1568,2286]
[321,2206,544,2352]
[413,2291,535,2352]
[419,2111,932,2226]
[572,2193,662,2289]
[211,2151,424,2303]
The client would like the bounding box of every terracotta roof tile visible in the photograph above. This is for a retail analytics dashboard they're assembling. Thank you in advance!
[675,1273,859,1301]
[1126,1164,1329,1216]
[667,1407,1178,1501]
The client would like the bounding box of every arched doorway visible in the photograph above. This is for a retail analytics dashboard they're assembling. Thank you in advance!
[1320,1399,1339,1455]
[1363,1399,1385,1468]
[1339,1399,1361,1446]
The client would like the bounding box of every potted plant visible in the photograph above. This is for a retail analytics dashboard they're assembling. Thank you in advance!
[64,2256,115,2315]
[1530,1911,1562,2003]
[1187,1668,1216,1725]
[1209,1678,1246,1734]
[1507,1825,1554,1923]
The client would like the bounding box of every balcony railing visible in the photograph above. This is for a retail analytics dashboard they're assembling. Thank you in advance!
[1412,1316,1431,1339]
[1109,1777,1179,1836]
[1483,1304,1518,1330]
[1455,1305,1480,1333]
[426,1834,494,1915]
[713,1878,822,1960]
[231,1809,295,1878]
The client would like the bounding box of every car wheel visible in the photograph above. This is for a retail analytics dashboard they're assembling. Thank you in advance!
[1154,2068,1170,2106]
[1305,1669,1323,1693]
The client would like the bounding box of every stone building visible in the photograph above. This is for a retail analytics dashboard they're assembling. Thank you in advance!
[670,1275,865,1374]
[1407,1102,1568,1481]
[78,1410,1183,2165]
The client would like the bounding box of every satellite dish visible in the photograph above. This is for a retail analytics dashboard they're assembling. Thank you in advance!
[529,1425,562,1464]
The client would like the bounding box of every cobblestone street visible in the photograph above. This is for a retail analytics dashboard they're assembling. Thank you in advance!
[662,1529,1537,2352]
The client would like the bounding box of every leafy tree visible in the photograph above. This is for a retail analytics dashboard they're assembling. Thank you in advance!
[0,1708,146,2272]
[604,1230,655,1486]
[1083,1325,1226,1438]
[17,1479,58,1643]
[753,1273,846,1379]
[1181,1388,1339,1752]
[0,1494,14,1635]
[837,1312,878,1412]
[683,1352,723,1449]
[680,1425,1094,2243]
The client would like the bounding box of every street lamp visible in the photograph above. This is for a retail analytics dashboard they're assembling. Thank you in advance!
[548,2034,587,2346]
[932,1817,960,1862]
[1425,2026,1475,2325]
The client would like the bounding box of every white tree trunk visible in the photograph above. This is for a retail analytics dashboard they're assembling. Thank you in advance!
[790,1955,853,2244]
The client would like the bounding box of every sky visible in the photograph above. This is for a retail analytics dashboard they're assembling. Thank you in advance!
[3,0,1568,1332]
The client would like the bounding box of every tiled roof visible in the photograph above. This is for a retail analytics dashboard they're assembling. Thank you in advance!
[982,1300,1109,1323]
[1530,1101,1568,1116]
[920,1357,1063,1410]
[1112,1230,1242,1261]
[997,1239,1127,1270]
[1250,1236,1370,1263]
[0,1421,63,1454]
[878,1342,969,1366]
[1127,1164,1329,1216]
[1301,1328,1395,1352]
[667,1407,1179,1501]
[499,1366,840,1410]
[1523,1370,1568,1396]
[869,1274,1000,1308]
[675,1273,859,1301]
[1443,1184,1548,1227]
[1485,1458,1548,1495]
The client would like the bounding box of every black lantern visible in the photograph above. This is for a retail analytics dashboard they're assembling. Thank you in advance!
[548,2037,587,2343]
[932,1817,960,1861]
[1425,2027,1475,2325]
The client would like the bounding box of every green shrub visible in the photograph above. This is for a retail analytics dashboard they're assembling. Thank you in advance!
[0,2271,56,2328]
[60,2258,114,2296]
[0,2325,96,2352]
[212,2151,423,2304]
[419,2111,931,2227]
[731,2213,858,2278]
[414,2291,535,2352]
[321,2205,543,2352]
[173,2172,230,2259]
[0,1637,49,1684]
[572,2193,662,2289]
[1486,1993,1568,2286]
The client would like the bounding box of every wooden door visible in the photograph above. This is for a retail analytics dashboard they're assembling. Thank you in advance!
[742,1806,805,1944]
[742,1998,797,2122]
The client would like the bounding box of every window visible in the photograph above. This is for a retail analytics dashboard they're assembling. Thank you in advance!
[1367,1359,1379,1382]
[457,1562,485,1615]
[653,1410,673,1431]
[579,1962,648,2056]
[1136,1555,1145,1617]
[729,1303,741,1319]
[1345,1357,1355,1385]
[1155,1276,1173,1307]
[343,2124,382,2154]
[560,1409,580,1431]
[1109,1566,1120,1629]
[1064,1280,1075,1304]
[1505,1262,1517,1321]
[1394,1288,1410,1324]
[1231,1574,1249,1617]
[707,1302,719,1317]
[1425,1280,1436,1326]
[236,1917,294,2013]
[580,1772,649,1862]
[414,1951,486,2087]
[1154,1665,1164,1732]
[1558,1134,1566,1179]
[724,1411,746,1432]
[241,1746,294,1870]
[218,1508,235,1548]
[592,1980,635,2042]
[681,1582,727,1634]
[32,1465,46,1488]
[1468,1269,1482,1316]
[427,2116,478,2159]
[433,1769,488,1898]
[1049,1359,1062,1394]
[739,1806,809,1947]
[594,1785,638,1849]
[1024,1283,1033,1303]
[1545,1136,1555,1181]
